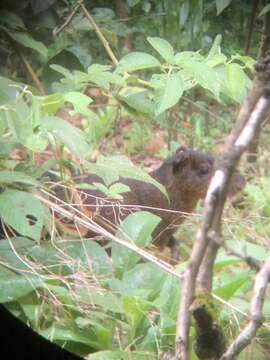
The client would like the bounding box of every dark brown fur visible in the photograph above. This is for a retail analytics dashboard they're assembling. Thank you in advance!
[46,147,244,252]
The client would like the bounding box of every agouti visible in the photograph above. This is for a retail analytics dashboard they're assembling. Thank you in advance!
[45,146,245,253]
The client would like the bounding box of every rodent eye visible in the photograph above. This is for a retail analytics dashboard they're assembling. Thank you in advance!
[198,164,210,176]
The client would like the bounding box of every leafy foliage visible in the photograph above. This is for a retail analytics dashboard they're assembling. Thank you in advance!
[0,1,269,359]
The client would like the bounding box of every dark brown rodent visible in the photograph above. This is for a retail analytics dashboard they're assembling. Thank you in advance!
[47,146,244,252]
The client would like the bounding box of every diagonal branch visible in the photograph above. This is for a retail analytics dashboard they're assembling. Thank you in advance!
[175,90,270,359]
[220,256,270,360]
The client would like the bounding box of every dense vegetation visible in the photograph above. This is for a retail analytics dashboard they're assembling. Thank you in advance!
[0,1,270,359]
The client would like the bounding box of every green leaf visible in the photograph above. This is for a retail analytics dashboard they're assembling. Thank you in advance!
[64,92,93,117]
[0,77,23,104]
[214,273,250,300]
[147,37,174,63]
[112,211,161,274]
[0,271,43,302]
[87,64,124,88]
[0,189,44,240]
[0,171,39,187]
[41,93,65,115]
[25,133,48,152]
[40,323,105,349]
[0,10,25,29]
[216,0,232,15]
[116,90,155,118]
[84,155,167,198]
[110,263,167,299]
[78,288,124,314]
[61,241,113,276]
[123,295,152,331]
[10,32,47,57]
[41,115,91,159]
[2,102,34,145]
[116,52,161,73]
[259,3,270,17]
[87,351,128,360]
[180,60,220,99]
[0,237,36,271]
[151,72,184,115]
[49,64,73,78]
[206,34,222,59]
[226,63,246,100]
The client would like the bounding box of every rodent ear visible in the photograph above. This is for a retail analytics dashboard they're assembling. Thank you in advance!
[172,147,190,173]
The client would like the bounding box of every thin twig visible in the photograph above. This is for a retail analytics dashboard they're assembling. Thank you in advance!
[35,191,183,279]
[53,2,81,36]
[79,1,118,66]
[220,256,270,360]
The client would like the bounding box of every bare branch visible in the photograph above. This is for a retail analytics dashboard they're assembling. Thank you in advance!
[220,256,270,360]
[79,1,119,66]
[175,92,270,359]
[53,2,81,36]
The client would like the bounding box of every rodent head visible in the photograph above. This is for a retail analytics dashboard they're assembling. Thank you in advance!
[171,146,214,198]
[171,146,245,198]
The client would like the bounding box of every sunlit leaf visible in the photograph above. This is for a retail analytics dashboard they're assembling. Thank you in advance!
[116,52,161,73]
[147,37,174,63]
[0,189,44,240]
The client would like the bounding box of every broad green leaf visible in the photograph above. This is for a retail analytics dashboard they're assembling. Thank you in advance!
[226,239,268,262]
[61,241,113,276]
[25,133,48,152]
[116,90,155,118]
[87,64,124,88]
[110,263,167,299]
[112,211,161,274]
[180,60,220,99]
[216,0,232,15]
[0,140,18,155]
[123,295,152,331]
[174,51,204,65]
[50,64,73,78]
[10,32,47,57]
[259,3,270,17]
[147,37,174,63]
[40,323,106,350]
[3,102,34,145]
[226,63,246,100]
[78,288,124,314]
[231,54,255,71]
[0,77,23,104]
[214,273,250,300]
[206,54,227,68]
[0,237,36,272]
[41,115,91,159]
[116,52,161,73]
[64,92,93,117]
[41,93,65,115]
[0,171,39,186]
[0,10,25,29]
[84,155,167,198]
[87,351,128,360]
[0,189,44,240]
[151,72,184,115]
[0,271,43,302]
[154,275,181,318]
[109,183,130,198]
[207,34,222,59]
